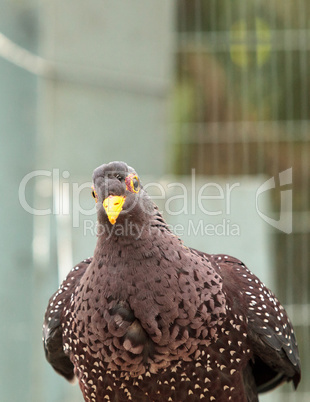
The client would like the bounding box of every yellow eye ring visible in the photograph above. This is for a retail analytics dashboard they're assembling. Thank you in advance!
[125,174,140,193]
[91,186,98,203]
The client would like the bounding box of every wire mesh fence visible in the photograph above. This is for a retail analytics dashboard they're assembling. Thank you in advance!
[174,1,309,399]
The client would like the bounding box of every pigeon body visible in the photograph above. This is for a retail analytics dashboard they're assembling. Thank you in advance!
[43,161,301,401]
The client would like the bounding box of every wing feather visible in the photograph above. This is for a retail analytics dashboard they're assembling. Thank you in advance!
[43,258,92,381]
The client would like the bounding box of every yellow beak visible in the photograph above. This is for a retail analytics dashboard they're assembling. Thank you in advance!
[103,195,126,225]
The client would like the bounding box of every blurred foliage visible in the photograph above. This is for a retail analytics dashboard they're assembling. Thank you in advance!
[174,0,310,208]
[175,0,310,161]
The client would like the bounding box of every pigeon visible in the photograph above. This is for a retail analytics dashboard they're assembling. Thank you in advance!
[43,161,301,401]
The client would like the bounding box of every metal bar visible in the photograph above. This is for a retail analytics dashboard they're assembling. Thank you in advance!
[171,121,310,143]
[178,29,310,52]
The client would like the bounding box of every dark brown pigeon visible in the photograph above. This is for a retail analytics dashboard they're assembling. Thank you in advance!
[43,161,301,402]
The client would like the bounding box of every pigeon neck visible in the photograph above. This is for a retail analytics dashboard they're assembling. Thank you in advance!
[92,219,173,267]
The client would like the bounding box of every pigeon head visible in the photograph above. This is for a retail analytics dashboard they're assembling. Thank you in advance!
[92,161,154,228]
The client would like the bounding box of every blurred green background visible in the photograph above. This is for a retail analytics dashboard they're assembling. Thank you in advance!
[0,1,309,401]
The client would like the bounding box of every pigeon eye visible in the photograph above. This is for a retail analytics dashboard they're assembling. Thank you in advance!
[125,174,140,193]
[132,177,140,192]
[91,186,98,203]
